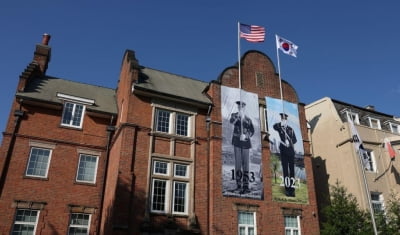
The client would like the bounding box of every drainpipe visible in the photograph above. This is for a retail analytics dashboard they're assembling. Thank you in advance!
[97,116,115,234]
[0,105,25,196]
[206,104,212,235]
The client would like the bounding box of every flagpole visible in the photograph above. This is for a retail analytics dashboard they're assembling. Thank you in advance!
[238,22,242,90]
[238,22,243,138]
[349,111,378,235]
[275,34,284,113]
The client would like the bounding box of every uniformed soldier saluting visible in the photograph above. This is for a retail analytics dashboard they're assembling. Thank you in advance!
[273,113,297,197]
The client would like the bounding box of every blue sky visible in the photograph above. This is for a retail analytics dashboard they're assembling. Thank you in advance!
[1,1,400,142]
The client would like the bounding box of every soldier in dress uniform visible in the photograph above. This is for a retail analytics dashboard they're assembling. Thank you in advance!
[230,101,255,194]
[273,113,297,197]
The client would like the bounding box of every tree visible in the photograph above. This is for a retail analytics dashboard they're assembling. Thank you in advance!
[375,191,400,235]
[320,180,373,235]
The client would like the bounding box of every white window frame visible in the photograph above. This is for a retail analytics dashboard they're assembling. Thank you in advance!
[25,147,52,178]
[371,192,384,214]
[12,209,40,234]
[57,93,95,129]
[76,154,99,184]
[172,181,189,215]
[361,149,376,172]
[68,213,91,235]
[284,215,301,235]
[389,122,400,134]
[345,110,360,124]
[150,159,190,215]
[61,102,86,128]
[154,108,194,137]
[238,211,257,235]
[367,117,381,130]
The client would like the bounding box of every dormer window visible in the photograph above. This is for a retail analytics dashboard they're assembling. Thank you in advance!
[57,93,95,129]
[341,109,360,124]
[389,122,400,134]
[366,117,381,130]
[62,102,85,128]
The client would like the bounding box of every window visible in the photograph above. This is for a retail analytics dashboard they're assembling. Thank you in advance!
[345,110,360,124]
[361,149,376,172]
[155,108,192,137]
[367,117,381,130]
[389,122,400,134]
[151,160,190,215]
[176,113,189,136]
[68,213,91,235]
[11,209,39,235]
[371,192,384,214]
[238,211,256,235]
[284,215,300,235]
[61,102,85,128]
[76,154,99,183]
[25,147,52,178]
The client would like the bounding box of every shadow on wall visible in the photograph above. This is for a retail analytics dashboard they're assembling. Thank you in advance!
[308,113,322,134]
[392,165,400,185]
[311,156,330,227]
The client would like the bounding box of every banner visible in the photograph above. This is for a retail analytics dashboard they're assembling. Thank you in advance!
[266,97,308,204]
[221,86,263,199]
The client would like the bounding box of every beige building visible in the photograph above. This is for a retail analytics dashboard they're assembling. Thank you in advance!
[305,97,400,216]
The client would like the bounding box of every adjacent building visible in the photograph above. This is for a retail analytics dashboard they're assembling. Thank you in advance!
[306,97,400,220]
[0,35,320,234]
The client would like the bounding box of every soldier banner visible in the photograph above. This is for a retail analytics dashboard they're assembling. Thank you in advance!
[221,86,263,199]
[266,96,308,204]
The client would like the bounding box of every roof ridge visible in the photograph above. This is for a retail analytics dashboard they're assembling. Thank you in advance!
[143,66,209,84]
[44,75,115,90]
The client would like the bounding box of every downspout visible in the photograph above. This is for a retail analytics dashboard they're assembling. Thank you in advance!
[206,104,212,235]
[0,101,25,197]
[97,115,115,234]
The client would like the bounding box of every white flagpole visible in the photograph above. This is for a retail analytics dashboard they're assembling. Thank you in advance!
[238,22,243,138]
[275,35,284,113]
[349,112,378,235]
[238,22,242,90]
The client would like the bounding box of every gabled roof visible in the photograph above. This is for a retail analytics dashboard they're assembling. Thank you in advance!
[133,67,211,105]
[16,76,117,115]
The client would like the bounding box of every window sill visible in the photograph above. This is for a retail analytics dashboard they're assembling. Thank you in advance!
[23,175,49,181]
[151,132,195,142]
[74,181,97,187]
[150,211,189,218]
[59,124,83,131]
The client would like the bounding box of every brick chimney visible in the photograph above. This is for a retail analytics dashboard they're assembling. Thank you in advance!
[33,33,52,74]
[17,34,52,92]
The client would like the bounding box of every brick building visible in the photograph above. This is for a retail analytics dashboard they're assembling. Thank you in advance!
[0,35,320,234]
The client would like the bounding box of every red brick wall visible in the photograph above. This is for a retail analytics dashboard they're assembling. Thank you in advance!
[0,97,109,234]
[205,51,320,234]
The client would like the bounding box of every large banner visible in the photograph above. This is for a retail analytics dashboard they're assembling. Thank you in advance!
[221,86,263,199]
[266,97,308,204]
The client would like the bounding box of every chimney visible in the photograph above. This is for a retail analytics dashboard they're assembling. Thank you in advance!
[33,33,52,74]
[41,33,51,45]
[365,105,375,111]
[17,34,52,92]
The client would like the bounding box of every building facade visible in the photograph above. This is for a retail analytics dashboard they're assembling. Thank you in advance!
[306,97,400,221]
[0,35,320,234]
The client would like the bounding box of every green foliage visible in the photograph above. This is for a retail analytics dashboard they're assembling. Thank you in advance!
[320,180,374,235]
[375,192,400,235]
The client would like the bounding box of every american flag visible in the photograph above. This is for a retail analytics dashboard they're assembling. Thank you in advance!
[240,23,265,43]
